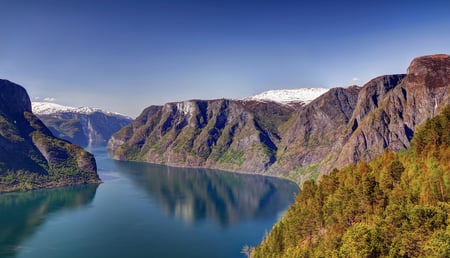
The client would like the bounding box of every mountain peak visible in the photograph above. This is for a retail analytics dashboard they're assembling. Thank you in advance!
[406,54,450,90]
[0,79,32,118]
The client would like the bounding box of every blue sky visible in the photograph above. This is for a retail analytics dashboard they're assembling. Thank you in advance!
[1,0,449,117]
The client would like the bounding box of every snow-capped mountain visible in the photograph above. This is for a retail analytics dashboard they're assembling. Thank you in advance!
[32,101,130,118]
[32,102,133,147]
[244,88,329,104]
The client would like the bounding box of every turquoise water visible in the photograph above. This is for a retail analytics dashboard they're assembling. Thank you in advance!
[0,148,298,258]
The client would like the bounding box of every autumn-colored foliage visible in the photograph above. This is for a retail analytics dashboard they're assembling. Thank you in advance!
[253,105,450,257]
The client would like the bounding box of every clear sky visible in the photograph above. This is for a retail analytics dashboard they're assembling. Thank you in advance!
[1,0,449,117]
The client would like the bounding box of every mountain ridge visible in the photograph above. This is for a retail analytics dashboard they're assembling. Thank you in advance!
[32,101,132,118]
[108,98,296,173]
[109,54,450,183]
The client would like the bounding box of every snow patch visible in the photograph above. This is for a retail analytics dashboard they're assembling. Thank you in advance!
[244,88,329,104]
[32,102,131,119]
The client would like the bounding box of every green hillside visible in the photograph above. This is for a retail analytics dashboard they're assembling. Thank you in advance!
[252,105,450,257]
[0,79,100,193]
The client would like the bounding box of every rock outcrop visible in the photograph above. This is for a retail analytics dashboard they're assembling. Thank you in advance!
[109,54,450,182]
[0,79,101,193]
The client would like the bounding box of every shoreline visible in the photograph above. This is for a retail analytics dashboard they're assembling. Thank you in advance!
[111,156,301,188]
[0,179,102,194]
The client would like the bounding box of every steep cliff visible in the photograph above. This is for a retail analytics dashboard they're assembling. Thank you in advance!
[277,54,449,181]
[32,102,133,147]
[269,86,361,180]
[109,99,295,173]
[0,80,101,193]
[329,54,450,171]
[109,54,450,181]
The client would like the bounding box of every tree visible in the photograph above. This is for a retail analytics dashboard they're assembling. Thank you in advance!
[424,226,450,257]
[339,224,382,258]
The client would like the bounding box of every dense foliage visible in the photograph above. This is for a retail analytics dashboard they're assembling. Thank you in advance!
[253,105,450,257]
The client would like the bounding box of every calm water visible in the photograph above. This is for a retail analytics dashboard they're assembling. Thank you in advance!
[0,148,298,258]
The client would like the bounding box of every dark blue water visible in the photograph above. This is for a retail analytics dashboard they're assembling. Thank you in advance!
[0,148,298,258]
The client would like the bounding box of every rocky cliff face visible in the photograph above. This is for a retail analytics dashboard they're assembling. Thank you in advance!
[109,54,450,182]
[32,102,133,147]
[268,86,361,180]
[330,54,450,171]
[0,79,101,193]
[109,99,294,173]
[275,54,449,182]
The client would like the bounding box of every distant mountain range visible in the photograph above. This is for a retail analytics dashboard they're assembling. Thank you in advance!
[32,102,129,117]
[32,102,133,147]
[108,54,450,183]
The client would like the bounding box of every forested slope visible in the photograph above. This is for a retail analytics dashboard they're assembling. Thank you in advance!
[253,105,450,257]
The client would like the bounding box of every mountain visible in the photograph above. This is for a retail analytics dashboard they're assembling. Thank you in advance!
[0,79,101,193]
[252,104,450,257]
[269,85,362,180]
[244,88,329,105]
[108,99,295,173]
[270,54,449,183]
[109,54,450,182]
[327,54,450,173]
[32,102,133,147]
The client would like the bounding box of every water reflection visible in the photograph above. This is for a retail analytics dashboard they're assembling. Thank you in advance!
[0,185,98,257]
[114,161,298,226]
